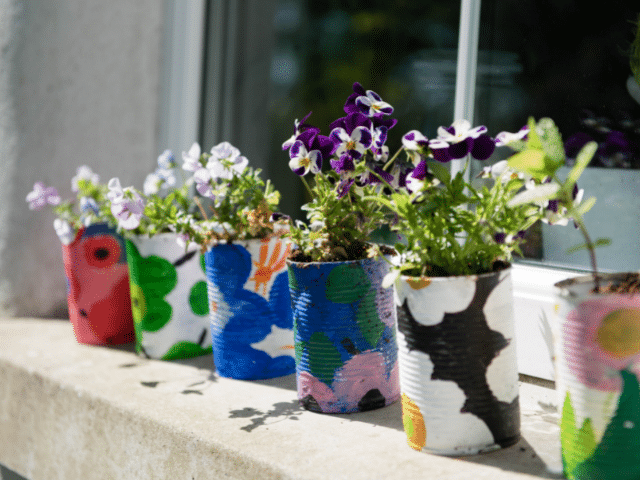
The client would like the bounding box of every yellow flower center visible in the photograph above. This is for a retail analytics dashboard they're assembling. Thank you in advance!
[299,156,311,168]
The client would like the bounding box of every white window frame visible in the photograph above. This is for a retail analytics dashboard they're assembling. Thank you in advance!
[162,0,583,382]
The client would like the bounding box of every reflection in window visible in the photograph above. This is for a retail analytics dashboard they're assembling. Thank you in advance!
[264,0,461,218]
[477,1,640,272]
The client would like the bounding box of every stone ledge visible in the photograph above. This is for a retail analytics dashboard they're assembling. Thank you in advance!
[0,318,563,480]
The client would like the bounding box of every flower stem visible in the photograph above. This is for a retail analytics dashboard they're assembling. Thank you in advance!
[384,146,405,171]
[300,175,314,199]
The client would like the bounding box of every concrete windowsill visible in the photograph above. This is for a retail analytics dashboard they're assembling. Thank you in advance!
[0,318,564,480]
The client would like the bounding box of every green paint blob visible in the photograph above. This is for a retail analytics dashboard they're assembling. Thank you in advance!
[325,264,370,304]
[572,370,640,480]
[404,414,415,438]
[355,291,385,347]
[307,331,342,385]
[287,266,298,291]
[162,341,212,361]
[189,281,209,316]
[125,240,177,334]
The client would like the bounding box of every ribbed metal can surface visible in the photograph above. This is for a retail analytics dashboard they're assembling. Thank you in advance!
[125,233,211,360]
[205,237,295,380]
[287,256,400,413]
[395,267,520,455]
[62,223,134,346]
[554,273,640,479]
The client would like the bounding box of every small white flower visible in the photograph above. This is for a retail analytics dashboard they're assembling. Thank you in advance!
[71,166,100,192]
[157,149,176,169]
[182,142,202,172]
[495,126,529,147]
[53,218,75,245]
[143,172,161,195]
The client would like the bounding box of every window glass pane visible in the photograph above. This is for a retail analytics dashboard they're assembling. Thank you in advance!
[475,1,640,272]
[260,0,461,219]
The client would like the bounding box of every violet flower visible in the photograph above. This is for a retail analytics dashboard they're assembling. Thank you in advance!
[329,116,373,160]
[26,182,61,210]
[282,112,321,150]
[289,140,323,176]
[107,178,145,230]
[430,120,496,162]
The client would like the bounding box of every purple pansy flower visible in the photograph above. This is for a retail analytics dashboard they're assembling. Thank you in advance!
[343,82,368,115]
[289,140,323,176]
[371,126,389,157]
[71,166,100,192]
[359,163,394,186]
[390,160,412,190]
[282,112,321,150]
[157,149,176,169]
[329,113,373,160]
[405,160,431,193]
[330,155,356,175]
[336,178,355,198]
[430,120,496,162]
[182,142,202,172]
[355,89,394,117]
[402,130,430,165]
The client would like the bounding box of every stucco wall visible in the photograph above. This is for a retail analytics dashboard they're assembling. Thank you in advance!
[0,0,165,316]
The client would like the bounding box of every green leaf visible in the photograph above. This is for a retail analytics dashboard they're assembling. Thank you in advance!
[507,149,548,178]
[575,196,596,215]
[526,117,543,149]
[567,141,597,187]
[566,237,611,254]
[426,160,451,185]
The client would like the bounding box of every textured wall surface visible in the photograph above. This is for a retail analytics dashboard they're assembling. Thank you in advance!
[0,1,165,316]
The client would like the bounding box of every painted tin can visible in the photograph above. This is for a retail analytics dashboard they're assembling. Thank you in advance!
[287,256,400,413]
[205,236,295,380]
[125,234,212,360]
[395,267,520,455]
[61,223,134,345]
[554,273,640,480]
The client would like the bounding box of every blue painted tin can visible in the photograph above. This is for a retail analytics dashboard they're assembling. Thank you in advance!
[287,256,400,413]
[205,237,295,380]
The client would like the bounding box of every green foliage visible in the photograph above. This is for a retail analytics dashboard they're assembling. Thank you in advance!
[52,176,118,230]
[507,117,603,281]
[130,183,191,237]
[286,169,390,262]
[176,163,284,247]
[370,162,550,277]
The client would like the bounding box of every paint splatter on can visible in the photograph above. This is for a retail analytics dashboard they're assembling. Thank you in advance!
[62,223,134,345]
[125,233,211,360]
[396,266,520,455]
[554,273,640,479]
[205,236,295,380]
[287,256,400,413]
